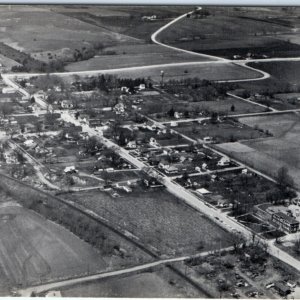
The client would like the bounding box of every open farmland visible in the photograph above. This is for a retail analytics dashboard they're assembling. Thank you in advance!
[61,266,203,298]
[91,62,262,82]
[159,7,300,58]
[0,5,140,66]
[0,193,107,293]
[247,61,300,86]
[216,112,300,188]
[52,5,192,40]
[65,186,231,256]
[65,44,213,72]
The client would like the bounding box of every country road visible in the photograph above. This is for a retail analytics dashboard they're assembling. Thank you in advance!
[1,9,300,296]
[17,246,234,297]
[150,10,226,62]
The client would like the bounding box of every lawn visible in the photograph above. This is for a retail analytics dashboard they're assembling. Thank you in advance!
[0,193,107,292]
[64,185,231,256]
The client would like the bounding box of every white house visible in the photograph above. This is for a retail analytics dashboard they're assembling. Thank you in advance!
[217,156,230,167]
[149,137,158,147]
[138,84,146,90]
[126,141,137,149]
[64,166,77,174]
[2,87,16,94]
[61,100,74,109]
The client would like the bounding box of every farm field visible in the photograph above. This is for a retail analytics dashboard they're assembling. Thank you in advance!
[0,5,140,66]
[52,5,192,40]
[238,113,299,137]
[65,44,212,72]
[64,186,232,256]
[159,7,300,58]
[216,113,300,188]
[60,266,203,298]
[91,62,262,82]
[237,61,300,109]
[247,61,300,86]
[0,193,107,293]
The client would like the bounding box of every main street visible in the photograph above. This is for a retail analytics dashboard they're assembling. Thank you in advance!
[60,111,300,272]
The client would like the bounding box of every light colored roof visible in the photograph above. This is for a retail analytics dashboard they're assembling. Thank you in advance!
[196,188,211,194]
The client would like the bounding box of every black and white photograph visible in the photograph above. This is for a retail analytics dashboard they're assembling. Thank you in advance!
[0,2,299,298]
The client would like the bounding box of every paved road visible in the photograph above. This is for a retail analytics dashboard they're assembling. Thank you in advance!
[61,111,300,272]
[17,246,234,297]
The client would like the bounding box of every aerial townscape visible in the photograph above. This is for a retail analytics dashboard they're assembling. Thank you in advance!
[0,4,300,298]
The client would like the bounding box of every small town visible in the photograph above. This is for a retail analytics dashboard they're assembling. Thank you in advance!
[0,4,299,299]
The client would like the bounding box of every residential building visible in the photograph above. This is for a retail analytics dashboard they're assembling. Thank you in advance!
[61,100,74,109]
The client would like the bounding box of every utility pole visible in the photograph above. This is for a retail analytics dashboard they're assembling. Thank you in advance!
[160,70,165,87]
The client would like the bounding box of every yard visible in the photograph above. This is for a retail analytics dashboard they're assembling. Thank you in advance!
[64,184,232,256]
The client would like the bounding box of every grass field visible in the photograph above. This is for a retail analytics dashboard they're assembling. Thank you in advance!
[248,61,300,86]
[53,5,192,40]
[0,193,107,293]
[65,44,212,72]
[90,62,262,82]
[159,7,300,58]
[64,185,231,256]
[0,5,140,66]
[217,112,300,188]
[237,61,300,110]
[60,266,203,298]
